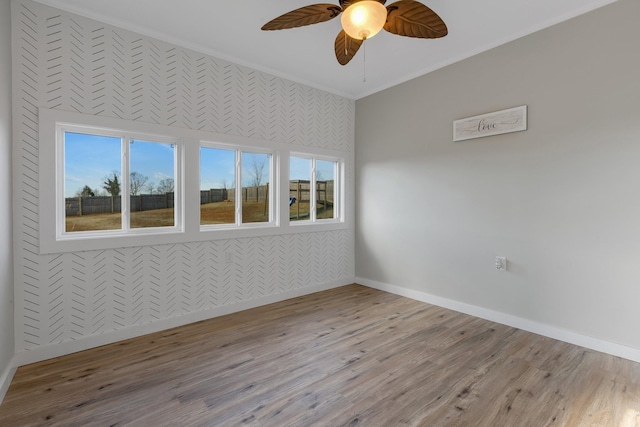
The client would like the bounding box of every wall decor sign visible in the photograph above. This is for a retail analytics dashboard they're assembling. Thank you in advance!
[453,105,527,142]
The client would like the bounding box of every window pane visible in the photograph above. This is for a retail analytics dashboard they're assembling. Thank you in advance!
[64,132,122,232]
[289,157,311,222]
[200,147,236,225]
[241,152,270,224]
[129,140,176,229]
[316,160,336,220]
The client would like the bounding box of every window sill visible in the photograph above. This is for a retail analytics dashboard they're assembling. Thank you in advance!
[40,221,348,255]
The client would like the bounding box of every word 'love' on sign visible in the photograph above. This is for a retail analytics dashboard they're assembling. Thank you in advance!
[453,105,527,142]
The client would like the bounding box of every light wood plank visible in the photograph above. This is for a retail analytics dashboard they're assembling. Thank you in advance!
[1,284,639,426]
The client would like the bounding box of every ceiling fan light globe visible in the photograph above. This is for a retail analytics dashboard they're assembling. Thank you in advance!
[340,1,387,40]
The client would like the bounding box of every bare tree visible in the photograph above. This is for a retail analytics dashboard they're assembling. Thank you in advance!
[157,178,175,194]
[129,172,148,196]
[248,157,266,187]
[144,182,156,195]
[223,178,236,190]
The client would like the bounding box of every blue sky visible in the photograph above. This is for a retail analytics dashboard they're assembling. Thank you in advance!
[65,132,336,197]
[290,157,311,181]
[290,156,335,182]
[200,150,279,188]
[65,132,120,197]
[200,147,235,190]
[64,132,175,197]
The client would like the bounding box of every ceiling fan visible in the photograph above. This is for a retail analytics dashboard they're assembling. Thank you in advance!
[261,0,448,65]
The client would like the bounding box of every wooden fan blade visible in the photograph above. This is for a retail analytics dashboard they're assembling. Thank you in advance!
[262,4,342,31]
[384,0,448,39]
[334,30,363,65]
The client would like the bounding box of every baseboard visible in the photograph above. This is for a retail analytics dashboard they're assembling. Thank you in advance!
[0,357,17,406]
[14,277,354,368]
[356,277,640,364]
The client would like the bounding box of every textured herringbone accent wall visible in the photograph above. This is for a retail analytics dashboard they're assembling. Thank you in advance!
[12,0,354,354]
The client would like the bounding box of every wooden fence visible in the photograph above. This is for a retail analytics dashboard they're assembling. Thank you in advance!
[65,193,176,216]
[289,180,334,220]
[65,182,327,217]
[226,185,269,203]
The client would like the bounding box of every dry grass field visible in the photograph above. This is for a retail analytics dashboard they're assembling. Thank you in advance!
[200,200,269,225]
[65,200,334,232]
[65,209,175,232]
[289,201,334,221]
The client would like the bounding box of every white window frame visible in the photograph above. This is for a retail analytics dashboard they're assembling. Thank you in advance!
[39,108,349,254]
[199,141,277,230]
[289,152,343,225]
[39,109,186,254]
[56,124,183,239]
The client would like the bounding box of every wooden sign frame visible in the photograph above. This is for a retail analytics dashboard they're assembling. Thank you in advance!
[453,105,527,142]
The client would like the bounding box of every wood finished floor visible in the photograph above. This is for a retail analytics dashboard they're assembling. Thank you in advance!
[1,284,640,426]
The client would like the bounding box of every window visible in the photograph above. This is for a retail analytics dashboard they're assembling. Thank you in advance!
[289,156,311,221]
[60,125,181,237]
[290,155,339,223]
[129,139,177,229]
[200,144,274,228]
[241,151,271,224]
[64,132,122,232]
[40,109,347,254]
[315,159,337,220]
[200,147,236,225]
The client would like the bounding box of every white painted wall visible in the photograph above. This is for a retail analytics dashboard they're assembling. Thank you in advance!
[355,0,640,351]
[11,0,354,364]
[0,0,15,400]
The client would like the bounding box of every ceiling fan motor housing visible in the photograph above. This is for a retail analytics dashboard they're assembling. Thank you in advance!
[340,0,388,40]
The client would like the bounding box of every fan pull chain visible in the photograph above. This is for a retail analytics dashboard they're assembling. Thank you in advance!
[362,38,367,83]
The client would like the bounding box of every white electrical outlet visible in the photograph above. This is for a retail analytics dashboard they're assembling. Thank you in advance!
[495,256,507,272]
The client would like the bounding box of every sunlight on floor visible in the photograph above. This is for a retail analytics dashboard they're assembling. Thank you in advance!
[620,408,640,427]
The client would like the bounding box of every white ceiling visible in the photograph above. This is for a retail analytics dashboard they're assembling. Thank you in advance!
[34,0,619,100]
